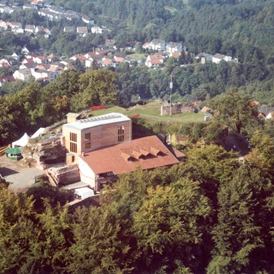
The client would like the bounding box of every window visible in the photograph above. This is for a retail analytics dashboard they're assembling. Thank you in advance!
[85,133,91,149]
[70,142,77,153]
[118,126,124,142]
[70,132,77,142]
[69,132,77,153]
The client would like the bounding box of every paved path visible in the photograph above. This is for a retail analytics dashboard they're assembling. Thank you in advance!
[0,155,45,192]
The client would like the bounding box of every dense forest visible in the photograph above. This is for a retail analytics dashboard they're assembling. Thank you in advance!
[2,140,274,273]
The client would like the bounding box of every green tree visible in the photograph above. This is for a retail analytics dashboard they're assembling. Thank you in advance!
[209,89,260,134]
[71,69,117,111]
[207,166,269,273]
[133,179,211,272]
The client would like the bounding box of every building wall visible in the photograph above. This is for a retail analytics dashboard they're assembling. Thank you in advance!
[62,120,132,157]
[78,157,96,189]
[161,103,193,115]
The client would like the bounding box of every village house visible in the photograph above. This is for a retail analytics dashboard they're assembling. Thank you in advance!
[23,4,37,10]
[21,56,34,65]
[195,52,213,64]
[212,53,232,64]
[85,56,102,68]
[0,58,10,67]
[25,24,36,33]
[47,53,59,62]
[145,54,164,68]
[70,54,87,63]
[21,46,30,55]
[47,65,61,81]
[150,39,166,51]
[19,62,37,70]
[113,56,125,65]
[77,26,88,36]
[13,68,33,81]
[82,15,95,24]
[33,55,48,64]
[102,57,114,67]
[166,42,185,54]
[7,21,22,30]
[91,25,104,34]
[30,68,49,81]
[11,52,20,61]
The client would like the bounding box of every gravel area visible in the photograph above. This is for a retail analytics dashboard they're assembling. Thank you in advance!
[0,155,45,192]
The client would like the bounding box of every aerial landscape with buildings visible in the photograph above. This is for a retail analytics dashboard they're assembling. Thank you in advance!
[1,0,274,273]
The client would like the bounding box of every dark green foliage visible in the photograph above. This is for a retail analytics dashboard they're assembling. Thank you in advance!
[1,143,274,272]
[0,69,117,146]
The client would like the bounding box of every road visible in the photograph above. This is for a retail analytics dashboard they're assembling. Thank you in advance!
[0,155,45,192]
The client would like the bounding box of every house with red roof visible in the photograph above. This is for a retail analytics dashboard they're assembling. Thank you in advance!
[70,54,87,64]
[145,54,165,67]
[79,135,179,191]
[62,112,181,191]
[33,55,48,64]
[77,26,88,36]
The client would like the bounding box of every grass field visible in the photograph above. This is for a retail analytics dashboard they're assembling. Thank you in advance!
[126,53,146,61]
[91,102,208,123]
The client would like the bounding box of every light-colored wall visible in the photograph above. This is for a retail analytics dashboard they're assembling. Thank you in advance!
[78,157,96,189]
[62,120,132,157]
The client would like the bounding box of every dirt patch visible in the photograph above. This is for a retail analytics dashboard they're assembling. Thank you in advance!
[0,155,27,172]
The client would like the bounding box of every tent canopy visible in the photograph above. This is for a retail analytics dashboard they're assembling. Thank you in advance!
[5,147,22,155]
[12,133,30,147]
[31,127,46,139]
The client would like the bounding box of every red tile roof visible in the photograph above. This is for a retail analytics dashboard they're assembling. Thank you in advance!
[80,136,179,175]
[171,51,181,59]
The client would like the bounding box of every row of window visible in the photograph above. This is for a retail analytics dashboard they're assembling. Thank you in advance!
[69,126,125,153]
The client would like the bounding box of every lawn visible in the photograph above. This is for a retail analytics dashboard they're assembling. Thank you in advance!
[126,53,146,61]
[91,102,209,123]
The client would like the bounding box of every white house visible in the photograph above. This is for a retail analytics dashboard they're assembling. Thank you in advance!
[212,53,232,64]
[13,69,33,81]
[33,56,48,64]
[15,28,24,34]
[25,24,36,33]
[82,15,95,24]
[149,39,166,51]
[166,42,184,53]
[12,52,20,60]
[91,26,104,34]
[30,68,49,80]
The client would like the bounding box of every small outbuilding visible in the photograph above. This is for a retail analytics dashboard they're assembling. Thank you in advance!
[4,147,22,160]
